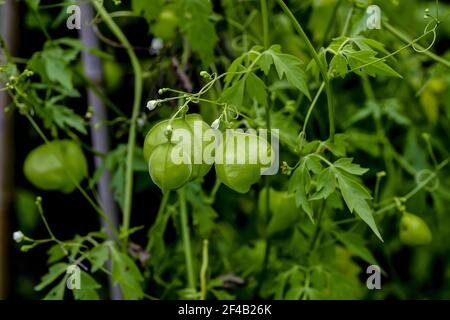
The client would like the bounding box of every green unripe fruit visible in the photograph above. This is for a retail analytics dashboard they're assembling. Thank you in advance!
[399,212,432,246]
[148,143,192,193]
[23,140,88,193]
[215,132,271,194]
[143,114,212,184]
[258,187,298,235]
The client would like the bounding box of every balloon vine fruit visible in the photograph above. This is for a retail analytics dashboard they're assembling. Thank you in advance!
[215,132,271,194]
[399,212,432,246]
[23,140,88,193]
[143,114,212,192]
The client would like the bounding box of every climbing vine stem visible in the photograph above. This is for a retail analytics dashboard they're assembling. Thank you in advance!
[274,0,335,141]
[93,2,143,249]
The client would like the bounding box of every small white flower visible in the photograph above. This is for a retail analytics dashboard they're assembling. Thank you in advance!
[13,231,24,243]
[137,116,145,128]
[211,118,220,130]
[146,100,159,111]
[150,38,164,54]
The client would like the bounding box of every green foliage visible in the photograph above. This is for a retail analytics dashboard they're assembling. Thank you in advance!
[4,0,450,301]
[260,45,311,99]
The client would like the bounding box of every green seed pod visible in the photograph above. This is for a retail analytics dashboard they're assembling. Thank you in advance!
[143,117,186,161]
[258,187,298,235]
[143,114,212,183]
[23,140,88,193]
[399,212,432,246]
[215,132,271,194]
[148,143,192,193]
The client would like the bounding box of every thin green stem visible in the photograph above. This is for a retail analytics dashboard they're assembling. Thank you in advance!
[423,134,439,168]
[145,191,170,252]
[275,0,335,140]
[32,8,50,40]
[347,24,440,73]
[200,239,209,300]
[374,172,386,205]
[93,2,143,249]
[260,0,269,49]
[375,158,450,215]
[205,179,221,204]
[35,198,58,241]
[178,188,196,290]
[384,22,450,69]
[301,82,325,137]
[341,4,354,36]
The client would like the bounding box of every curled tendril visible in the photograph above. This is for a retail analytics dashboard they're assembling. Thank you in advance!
[415,169,440,192]
[412,20,438,53]
[227,106,240,120]
[189,96,200,104]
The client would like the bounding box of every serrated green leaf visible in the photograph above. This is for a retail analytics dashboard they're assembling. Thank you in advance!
[333,158,369,175]
[261,45,310,99]
[47,244,67,264]
[305,156,322,174]
[45,104,87,134]
[346,49,402,78]
[289,161,314,222]
[324,133,348,156]
[132,0,164,22]
[328,36,349,52]
[352,36,390,55]
[246,73,267,106]
[35,263,68,291]
[333,231,378,266]
[43,277,66,300]
[225,55,245,85]
[110,245,144,300]
[219,78,245,108]
[192,204,218,236]
[258,52,273,75]
[72,271,101,300]
[89,244,110,273]
[330,54,348,78]
[178,0,217,66]
[310,167,336,200]
[335,169,382,241]
[42,47,75,90]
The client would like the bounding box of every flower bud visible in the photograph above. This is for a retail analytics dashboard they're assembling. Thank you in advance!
[13,231,24,243]
[146,100,159,111]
